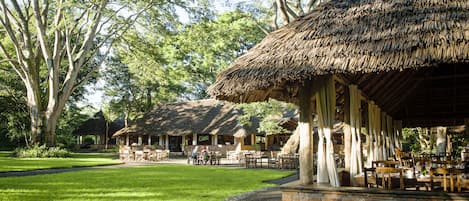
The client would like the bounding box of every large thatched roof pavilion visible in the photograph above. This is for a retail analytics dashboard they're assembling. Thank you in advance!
[112,99,296,153]
[73,111,123,148]
[209,0,469,193]
[113,99,253,137]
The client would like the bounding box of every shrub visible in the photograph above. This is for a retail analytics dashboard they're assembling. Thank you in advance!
[13,145,71,158]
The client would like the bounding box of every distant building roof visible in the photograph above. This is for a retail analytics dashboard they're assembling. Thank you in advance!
[73,111,124,137]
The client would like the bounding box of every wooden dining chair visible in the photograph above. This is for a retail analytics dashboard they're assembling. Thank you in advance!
[430,167,463,192]
[375,167,404,190]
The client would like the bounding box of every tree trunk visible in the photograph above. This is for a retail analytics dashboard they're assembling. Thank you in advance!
[105,121,109,149]
[25,78,43,145]
[44,111,61,146]
[146,88,152,111]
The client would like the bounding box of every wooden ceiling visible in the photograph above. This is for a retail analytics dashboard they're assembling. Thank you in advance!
[342,63,469,127]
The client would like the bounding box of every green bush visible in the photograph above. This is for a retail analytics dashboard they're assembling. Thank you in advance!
[13,145,71,158]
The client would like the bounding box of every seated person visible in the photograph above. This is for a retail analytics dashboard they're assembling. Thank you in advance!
[201,146,209,164]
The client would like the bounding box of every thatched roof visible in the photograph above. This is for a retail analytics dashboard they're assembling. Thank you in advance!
[112,99,258,138]
[73,111,124,136]
[208,0,469,127]
[208,0,469,104]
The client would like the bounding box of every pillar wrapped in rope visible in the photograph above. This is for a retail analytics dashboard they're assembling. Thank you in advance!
[349,85,363,184]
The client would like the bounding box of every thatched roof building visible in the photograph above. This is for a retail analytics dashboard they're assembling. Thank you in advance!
[112,99,259,138]
[208,0,469,127]
[73,111,124,137]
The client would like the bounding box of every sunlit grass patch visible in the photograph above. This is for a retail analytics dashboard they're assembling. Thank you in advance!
[0,164,293,201]
[0,152,121,172]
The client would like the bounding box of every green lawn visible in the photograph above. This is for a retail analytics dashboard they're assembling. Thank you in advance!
[0,152,122,172]
[0,164,293,201]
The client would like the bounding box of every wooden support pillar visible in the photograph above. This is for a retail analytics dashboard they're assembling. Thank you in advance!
[298,79,314,185]
[343,86,351,169]
[126,135,130,146]
[234,137,241,151]
[148,135,152,145]
[192,134,197,145]
[165,135,169,150]
[159,135,164,146]
[138,136,143,145]
[212,134,217,145]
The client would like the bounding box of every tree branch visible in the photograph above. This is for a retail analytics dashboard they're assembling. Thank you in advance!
[32,0,51,60]
[0,42,26,81]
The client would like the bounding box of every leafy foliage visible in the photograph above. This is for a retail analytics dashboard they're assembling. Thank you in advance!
[13,145,71,158]
[0,63,30,148]
[237,100,297,135]
[166,10,266,98]
[401,128,420,153]
[103,8,267,122]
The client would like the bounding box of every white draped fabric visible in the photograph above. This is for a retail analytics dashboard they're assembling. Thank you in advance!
[349,85,362,182]
[386,115,394,156]
[316,128,328,183]
[394,120,403,149]
[380,112,387,160]
[374,105,382,161]
[366,103,375,167]
[315,76,340,187]
[367,102,383,166]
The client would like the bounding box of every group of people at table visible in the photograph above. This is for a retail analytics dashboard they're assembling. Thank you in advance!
[363,148,469,192]
[189,146,222,165]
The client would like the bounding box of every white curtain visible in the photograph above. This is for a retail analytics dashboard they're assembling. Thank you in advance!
[315,76,339,187]
[380,112,387,160]
[316,128,328,183]
[366,102,382,166]
[366,102,374,167]
[394,120,403,149]
[373,104,382,161]
[386,115,394,157]
[349,85,362,182]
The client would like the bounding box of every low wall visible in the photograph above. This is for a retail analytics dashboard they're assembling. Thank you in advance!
[282,184,469,201]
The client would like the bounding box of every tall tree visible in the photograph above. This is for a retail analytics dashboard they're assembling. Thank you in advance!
[226,0,323,29]
[0,0,156,146]
[0,64,29,147]
[167,10,266,98]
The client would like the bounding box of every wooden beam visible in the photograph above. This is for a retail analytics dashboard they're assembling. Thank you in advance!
[361,74,385,93]
[379,71,418,110]
[373,71,415,106]
[416,73,469,80]
[367,72,396,97]
[387,80,421,114]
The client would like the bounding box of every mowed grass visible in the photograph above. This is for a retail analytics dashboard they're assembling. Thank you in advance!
[0,151,122,172]
[0,164,293,201]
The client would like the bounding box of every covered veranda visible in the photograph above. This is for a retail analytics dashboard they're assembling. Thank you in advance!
[208,0,469,200]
